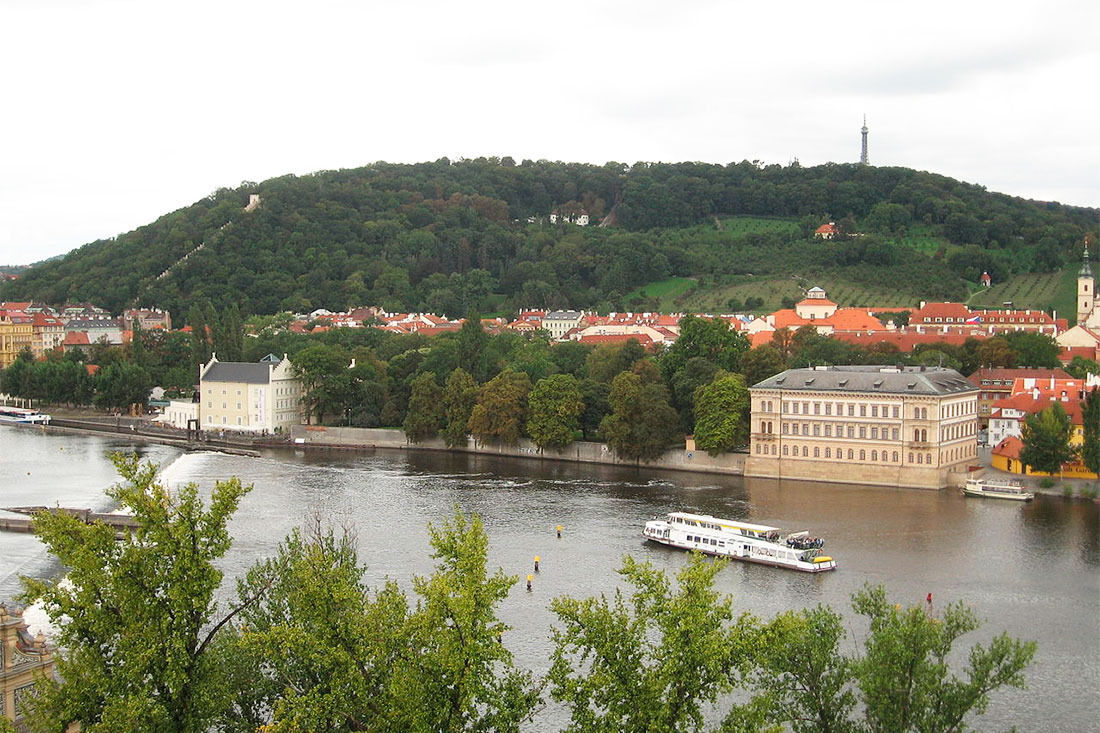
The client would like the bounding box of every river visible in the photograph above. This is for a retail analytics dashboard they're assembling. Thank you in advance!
[1,424,1097,730]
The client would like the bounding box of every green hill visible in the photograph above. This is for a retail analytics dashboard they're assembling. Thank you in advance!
[2,159,1095,321]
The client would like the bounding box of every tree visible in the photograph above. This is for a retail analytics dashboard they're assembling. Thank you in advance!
[19,454,251,733]
[293,343,350,424]
[1003,331,1060,369]
[1065,355,1100,379]
[577,378,610,441]
[467,369,532,445]
[669,357,720,434]
[400,509,541,732]
[584,340,647,383]
[187,305,210,368]
[549,554,754,733]
[851,585,1035,732]
[599,370,679,461]
[660,315,749,380]
[745,587,1036,733]
[404,371,444,442]
[740,345,786,386]
[693,372,751,455]
[1080,387,1100,476]
[457,312,488,383]
[441,367,479,448]
[527,374,584,450]
[1019,402,1077,476]
[93,362,153,411]
[976,337,1016,369]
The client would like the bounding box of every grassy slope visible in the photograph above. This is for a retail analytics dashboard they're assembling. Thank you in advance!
[967,267,1079,320]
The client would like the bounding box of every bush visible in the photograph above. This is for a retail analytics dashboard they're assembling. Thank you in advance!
[1039,477,1056,489]
[1062,485,1074,498]
[1080,485,1098,500]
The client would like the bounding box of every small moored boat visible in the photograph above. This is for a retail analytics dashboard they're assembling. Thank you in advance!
[643,511,836,572]
[0,407,51,424]
[962,478,1034,501]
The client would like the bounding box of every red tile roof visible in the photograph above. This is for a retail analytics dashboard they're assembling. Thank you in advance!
[993,436,1023,459]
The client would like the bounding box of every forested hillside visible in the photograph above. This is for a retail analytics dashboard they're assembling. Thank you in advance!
[3,158,1095,318]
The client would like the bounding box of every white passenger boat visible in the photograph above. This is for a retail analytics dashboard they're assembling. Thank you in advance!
[962,478,1034,501]
[0,407,51,424]
[643,511,837,572]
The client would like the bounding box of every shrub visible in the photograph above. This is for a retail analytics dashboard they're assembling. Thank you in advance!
[1039,477,1056,489]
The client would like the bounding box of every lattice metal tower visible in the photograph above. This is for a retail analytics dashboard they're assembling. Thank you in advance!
[860,115,869,165]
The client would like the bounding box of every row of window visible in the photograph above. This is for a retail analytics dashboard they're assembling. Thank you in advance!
[762,401,975,420]
[754,442,977,464]
[208,401,243,410]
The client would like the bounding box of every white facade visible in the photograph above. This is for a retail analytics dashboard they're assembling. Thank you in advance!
[198,355,302,433]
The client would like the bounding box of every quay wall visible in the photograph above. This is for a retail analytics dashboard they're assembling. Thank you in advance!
[289,426,748,477]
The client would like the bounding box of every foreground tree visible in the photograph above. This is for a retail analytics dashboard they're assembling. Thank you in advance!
[550,555,755,733]
[692,372,751,455]
[19,454,251,733]
[237,510,539,733]
[527,373,584,450]
[1019,402,1076,476]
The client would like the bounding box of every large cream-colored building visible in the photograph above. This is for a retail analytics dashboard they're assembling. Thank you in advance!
[198,354,302,433]
[746,365,979,490]
[1,603,55,729]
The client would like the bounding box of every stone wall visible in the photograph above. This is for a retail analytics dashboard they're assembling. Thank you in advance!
[289,426,747,477]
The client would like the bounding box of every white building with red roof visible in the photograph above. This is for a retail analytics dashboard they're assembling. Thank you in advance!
[814,222,838,239]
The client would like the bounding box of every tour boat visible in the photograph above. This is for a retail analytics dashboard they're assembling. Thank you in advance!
[643,511,837,572]
[0,407,51,424]
[962,477,1034,501]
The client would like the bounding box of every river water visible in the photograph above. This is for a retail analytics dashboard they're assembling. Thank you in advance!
[2,425,1097,730]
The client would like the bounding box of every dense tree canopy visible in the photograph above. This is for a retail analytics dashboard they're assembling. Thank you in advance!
[3,159,1093,317]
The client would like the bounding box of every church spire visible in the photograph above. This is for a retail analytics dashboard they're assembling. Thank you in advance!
[1080,239,1092,278]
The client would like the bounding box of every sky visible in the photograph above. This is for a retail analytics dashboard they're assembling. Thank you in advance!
[1,0,1097,266]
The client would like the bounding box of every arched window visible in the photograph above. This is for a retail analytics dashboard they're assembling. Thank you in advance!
[814,447,820,457]
[909,452,914,463]
[825,448,831,458]
[771,445,777,455]
[848,449,854,460]
[802,446,808,457]
[859,450,866,461]
[871,450,878,461]
[782,445,789,456]
[893,451,899,462]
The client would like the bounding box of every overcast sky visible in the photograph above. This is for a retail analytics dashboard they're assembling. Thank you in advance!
[1,0,1096,266]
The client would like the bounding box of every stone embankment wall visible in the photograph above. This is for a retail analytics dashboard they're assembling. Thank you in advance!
[289,426,748,477]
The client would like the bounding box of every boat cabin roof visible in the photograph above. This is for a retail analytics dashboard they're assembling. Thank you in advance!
[667,512,779,533]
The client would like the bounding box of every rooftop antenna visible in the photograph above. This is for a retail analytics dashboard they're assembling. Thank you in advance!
[860,115,870,165]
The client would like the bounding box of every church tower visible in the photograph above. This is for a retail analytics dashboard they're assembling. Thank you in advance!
[1077,239,1093,325]
[860,115,869,165]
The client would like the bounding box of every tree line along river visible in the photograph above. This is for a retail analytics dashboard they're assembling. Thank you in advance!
[1,425,1097,731]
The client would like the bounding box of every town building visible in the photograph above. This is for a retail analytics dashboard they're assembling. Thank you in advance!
[746,365,979,490]
[542,310,586,340]
[814,222,838,239]
[197,354,302,433]
[31,312,65,358]
[966,367,1071,428]
[122,308,172,331]
[1,603,56,729]
[0,310,33,368]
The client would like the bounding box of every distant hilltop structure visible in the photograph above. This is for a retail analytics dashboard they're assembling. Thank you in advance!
[860,115,869,165]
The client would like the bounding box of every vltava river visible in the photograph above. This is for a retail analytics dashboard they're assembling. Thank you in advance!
[2,425,1097,730]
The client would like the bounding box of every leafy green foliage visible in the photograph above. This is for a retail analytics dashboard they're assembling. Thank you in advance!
[692,372,750,455]
[599,368,680,461]
[526,373,584,450]
[4,159,1092,316]
[19,454,251,733]
[440,367,478,448]
[467,369,532,445]
[404,371,444,442]
[1080,387,1100,476]
[1020,402,1077,475]
[549,554,754,733]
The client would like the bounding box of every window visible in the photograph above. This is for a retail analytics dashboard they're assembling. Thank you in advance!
[237,402,241,410]
[237,417,242,425]
[848,405,855,416]
[814,447,820,457]
[825,448,831,458]
[222,416,227,425]
[909,452,914,463]
[893,451,899,462]
[871,406,878,417]
[872,450,878,461]
[783,445,789,455]
[813,424,820,436]
[222,402,227,409]
[825,425,832,437]
[892,406,899,418]
[848,449,854,460]
[207,402,212,409]
[859,427,866,439]
[814,403,821,415]
[803,402,809,413]
[871,427,879,439]
[802,446,808,457]
[859,450,866,460]
[847,426,855,438]
[860,405,867,417]
[207,415,212,424]
[782,423,789,434]
[802,424,809,436]
[825,403,832,416]
[892,428,899,440]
